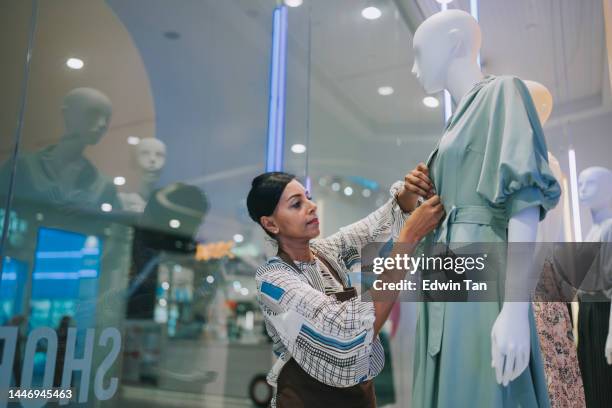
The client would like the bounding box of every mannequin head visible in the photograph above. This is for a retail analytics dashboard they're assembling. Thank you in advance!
[412,10,481,94]
[136,138,166,173]
[62,88,112,145]
[578,167,612,210]
[524,80,553,125]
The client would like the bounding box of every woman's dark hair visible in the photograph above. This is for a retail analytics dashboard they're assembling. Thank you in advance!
[247,172,295,235]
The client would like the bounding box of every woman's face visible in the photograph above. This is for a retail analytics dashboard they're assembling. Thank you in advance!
[263,179,320,241]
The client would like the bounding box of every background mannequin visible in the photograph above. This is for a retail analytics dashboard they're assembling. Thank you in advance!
[527,81,585,407]
[411,10,559,407]
[119,137,167,212]
[577,166,612,406]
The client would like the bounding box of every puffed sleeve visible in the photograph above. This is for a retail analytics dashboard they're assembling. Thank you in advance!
[256,263,381,387]
[476,76,561,220]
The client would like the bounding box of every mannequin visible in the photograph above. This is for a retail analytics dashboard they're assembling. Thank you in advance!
[119,137,167,212]
[0,87,117,211]
[577,166,612,406]
[527,81,585,407]
[411,10,560,407]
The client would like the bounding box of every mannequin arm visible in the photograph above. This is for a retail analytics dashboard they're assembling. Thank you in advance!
[607,302,612,365]
[491,206,539,386]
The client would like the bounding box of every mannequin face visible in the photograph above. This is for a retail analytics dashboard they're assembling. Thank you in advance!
[136,138,166,173]
[579,167,612,209]
[411,10,481,94]
[62,88,112,145]
[412,29,453,94]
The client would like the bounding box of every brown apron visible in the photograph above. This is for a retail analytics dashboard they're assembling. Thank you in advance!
[275,250,377,408]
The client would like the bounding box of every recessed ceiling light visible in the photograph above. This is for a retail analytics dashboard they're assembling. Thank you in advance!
[127,136,140,145]
[113,176,126,186]
[331,182,340,192]
[291,143,307,154]
[159,299,167,307]
[206,275,215,284]
[344,186,354,196]
[436,0,454,4]
[423,96,440,108]
[284,0,303,7]
[233,234,244,243]
[101,203,112,212]
[161,282,170,290]
[240,287,249,296]
[362,189,371,198]
[378,86,394,96]
[169,219,181,229]
[66,58,84,70]
[362,6,382,20]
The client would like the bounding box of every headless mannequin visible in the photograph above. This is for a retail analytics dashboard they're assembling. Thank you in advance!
[119,138,167,212]
[412,10,540,385]
[579,166,612,364]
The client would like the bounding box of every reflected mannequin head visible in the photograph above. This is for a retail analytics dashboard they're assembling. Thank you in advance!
[62,87,112,145]
[136,138,167,173]
[524,80,553,125]
[578,167,612,210]
[412,10,481,94]
[247,172,319,244]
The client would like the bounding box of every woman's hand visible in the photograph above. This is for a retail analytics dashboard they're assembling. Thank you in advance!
[396,163,435,213]
[399,195,444,243]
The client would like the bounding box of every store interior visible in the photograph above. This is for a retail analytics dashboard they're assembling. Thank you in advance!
[0,0,611,407]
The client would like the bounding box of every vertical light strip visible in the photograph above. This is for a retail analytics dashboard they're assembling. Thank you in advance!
[470,0,481,66]
[265,6,288,172]
[561,176,573,242]
[440,2,451,121]
[568,147,583,242]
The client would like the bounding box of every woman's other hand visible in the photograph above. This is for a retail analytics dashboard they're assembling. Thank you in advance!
[396,163,435,212]
[400,195,444,243]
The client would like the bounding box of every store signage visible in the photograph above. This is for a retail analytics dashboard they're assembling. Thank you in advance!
[0,326,121,407]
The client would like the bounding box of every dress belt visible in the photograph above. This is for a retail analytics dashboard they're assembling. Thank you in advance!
[438,205,508,244]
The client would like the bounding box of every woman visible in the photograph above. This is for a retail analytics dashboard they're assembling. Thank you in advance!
[247,167,444,407]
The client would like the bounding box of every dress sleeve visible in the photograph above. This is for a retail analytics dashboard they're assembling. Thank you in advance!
[476,77,561,221]
[315,181,410,266]
[256,263,378,387]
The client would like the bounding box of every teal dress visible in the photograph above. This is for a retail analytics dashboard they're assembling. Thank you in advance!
[412,76,561,407]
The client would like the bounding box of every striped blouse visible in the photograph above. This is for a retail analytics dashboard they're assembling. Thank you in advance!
[255,181,409,406]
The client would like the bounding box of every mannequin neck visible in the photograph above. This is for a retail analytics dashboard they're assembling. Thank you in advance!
[139,171,160,199]
[54,134,87,163]
[445,58,484,105]
[590,206,612,226]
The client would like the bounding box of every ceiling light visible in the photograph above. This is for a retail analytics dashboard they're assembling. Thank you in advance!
[169,219,181,229]
[113,176,126,186]
[284,0,303,7]
[378,86,394,96]
[101,203,112,212]
[436,0,454,4]
[331,182,340,191]
[233,234,244,243]
[240,287,249,296]
[206,275,215,284]
[66,58,84,70]
[161,282,170,290]
[362,189,371,198]
[127,136,140,145]
[291,143,306,154]
[361,6,382,20]
[423,96,440,108]
[159,299,167,307]
[344,186,353,196]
